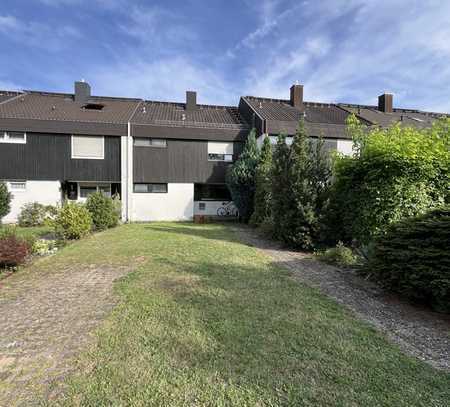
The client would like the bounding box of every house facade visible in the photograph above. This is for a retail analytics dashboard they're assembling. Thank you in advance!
[0,81,446,223]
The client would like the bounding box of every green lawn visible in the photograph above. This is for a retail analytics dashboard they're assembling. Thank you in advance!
[43,223,448,406]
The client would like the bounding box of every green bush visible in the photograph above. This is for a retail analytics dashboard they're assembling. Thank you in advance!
[365,206,450,312]
[0,182,11,224]
[316,242,358,268]
[17,202,57,227]
[86,192,120,231]
[325,116,449,245]
[54,202,92,240]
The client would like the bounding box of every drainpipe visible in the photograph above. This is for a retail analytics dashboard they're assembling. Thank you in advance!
[127,121,133,222]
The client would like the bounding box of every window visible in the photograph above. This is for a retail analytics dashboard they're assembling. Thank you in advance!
[9,181,26,191]
[80,185,97,198]
[134,138,167,147]
[194,184,232,201]
[79,184,111,198]
[199,202,206,211]
[71,135,104,159]
[82,103,104,111]
[0,131,26,144]
[207,141,233,161]
[133,183,168,193]
[208,153,233,161]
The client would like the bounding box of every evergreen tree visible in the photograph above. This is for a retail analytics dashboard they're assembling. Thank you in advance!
[287,117,318,249]
[0,182,11,224]
[226,129,260,222]
[270,134,292,239]
[250,136,273,225]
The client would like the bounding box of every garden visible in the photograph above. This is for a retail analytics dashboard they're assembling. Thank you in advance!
[227,115,450,312]
[0,183,121,275]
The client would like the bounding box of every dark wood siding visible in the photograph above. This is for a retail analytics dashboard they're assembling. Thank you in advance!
[0,133,120,182]
[134,139,243,183]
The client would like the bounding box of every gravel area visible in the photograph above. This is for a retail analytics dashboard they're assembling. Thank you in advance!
[0,263,134,406]
[234,226,450,372]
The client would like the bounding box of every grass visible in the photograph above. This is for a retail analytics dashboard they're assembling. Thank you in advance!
[0,224,53,240]
[31,223,449,406]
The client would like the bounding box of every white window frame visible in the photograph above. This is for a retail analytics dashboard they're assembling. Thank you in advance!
[133,138,167,148]
[8,181,27,192]
[71,135,105,160]
[0,131,27,144]
[207,141,234,162]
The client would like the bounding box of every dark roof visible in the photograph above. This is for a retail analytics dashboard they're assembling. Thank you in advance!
[0,91,23,104]
[241,95,449,138]
[338,104,446,128]
[131,100,248,130]
[0,91,141,124]
[243,96,353,125]
[0,90,249,138]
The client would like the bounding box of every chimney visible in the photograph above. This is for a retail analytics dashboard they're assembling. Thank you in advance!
[186,90,198,111]
[378,93,393,113]
[290,83,304,109]
[74,80,91,103]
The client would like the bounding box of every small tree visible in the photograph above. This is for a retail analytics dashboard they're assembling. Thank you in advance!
[0,182,11,224]
[250,136,273,226]
[270,134,292,239]
[226,129,260,222]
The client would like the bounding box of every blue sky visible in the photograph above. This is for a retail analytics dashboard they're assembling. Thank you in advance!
[1,0,449,112]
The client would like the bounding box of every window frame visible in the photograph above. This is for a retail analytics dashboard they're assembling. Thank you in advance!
[207,153,233,162]
[9,181,27,192]
[78,183,112,199]
[71,135,105,160]
[133,138,167,148]
[133,183,168,193]
[0,131,27,144]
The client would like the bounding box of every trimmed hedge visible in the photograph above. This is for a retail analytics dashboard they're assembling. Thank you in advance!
[365,206,450,312]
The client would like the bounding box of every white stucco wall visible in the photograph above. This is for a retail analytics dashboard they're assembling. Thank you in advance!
[131,183,194,221]
[336,139,353,156]
[194,201,238,217]
[3,180,61,223]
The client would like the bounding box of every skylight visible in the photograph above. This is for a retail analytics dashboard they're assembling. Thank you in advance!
[83,103,104,111]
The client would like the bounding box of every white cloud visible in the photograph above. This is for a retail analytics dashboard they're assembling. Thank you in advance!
[91,57,237,105]
[0,14,82,51]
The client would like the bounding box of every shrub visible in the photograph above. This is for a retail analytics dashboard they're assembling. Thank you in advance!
[0,182,11,224]
[226,129,260,222]
[316,242,358,268]
[365,206,450,312]
[86,192,120,231]
[17,202,56,227]
[54,202,92,240]
[32,239,58,256]
[0,235,30,268]
[325,116,449,245]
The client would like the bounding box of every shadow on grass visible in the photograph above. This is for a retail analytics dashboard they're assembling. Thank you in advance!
[143,222,250,246]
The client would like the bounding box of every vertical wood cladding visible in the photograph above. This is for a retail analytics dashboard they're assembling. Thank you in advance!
[133,139,243,183]
[0,133,120,181]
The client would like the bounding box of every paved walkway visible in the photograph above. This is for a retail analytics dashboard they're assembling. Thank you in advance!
[234,226,450,372]
[0,263,133,406]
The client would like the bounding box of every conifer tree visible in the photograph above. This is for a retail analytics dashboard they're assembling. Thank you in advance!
[226,129,260,222]
[250,136,273,225]
[270,134,292,239]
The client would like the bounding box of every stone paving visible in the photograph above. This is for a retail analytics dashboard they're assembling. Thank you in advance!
[0,263,133,406]
[234,226,450,372]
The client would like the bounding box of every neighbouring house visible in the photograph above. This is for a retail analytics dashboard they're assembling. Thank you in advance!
[0,81,447,222]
